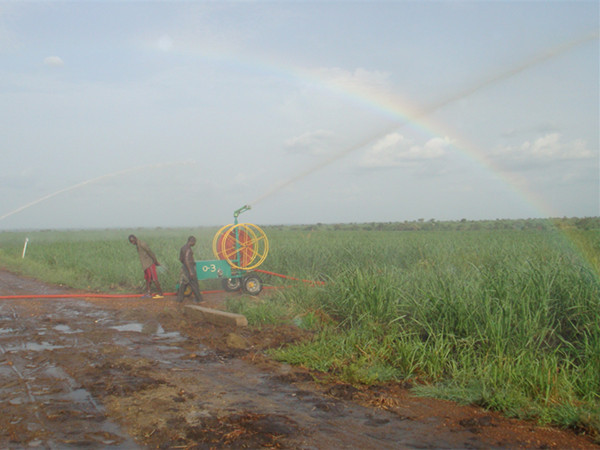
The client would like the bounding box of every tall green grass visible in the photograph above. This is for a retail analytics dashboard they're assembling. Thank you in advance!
[0,225,598,437]
[265,228,600,438]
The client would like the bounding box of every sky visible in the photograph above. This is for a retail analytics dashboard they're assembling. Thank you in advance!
[1,1,598,230]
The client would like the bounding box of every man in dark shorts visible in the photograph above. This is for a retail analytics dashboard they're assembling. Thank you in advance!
[129,234,164,299]
[177,236,203,303]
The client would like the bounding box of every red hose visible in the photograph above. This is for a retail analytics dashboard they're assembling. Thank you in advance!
[0,293,176,300]
[0,271,320,300]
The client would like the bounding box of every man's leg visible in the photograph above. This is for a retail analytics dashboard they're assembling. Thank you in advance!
[144,266,157,296]
[189,276,203,303]
[153,279,164,296]
[176,280,187,302]
[182,266,203,302]
[176,269,187,302]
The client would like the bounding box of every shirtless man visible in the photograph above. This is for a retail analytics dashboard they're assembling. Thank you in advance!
[128,235,164,299]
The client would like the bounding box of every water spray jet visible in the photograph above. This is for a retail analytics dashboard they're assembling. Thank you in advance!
[0,161,196,225]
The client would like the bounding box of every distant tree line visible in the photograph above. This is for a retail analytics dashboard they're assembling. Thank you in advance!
[265,217,600,232]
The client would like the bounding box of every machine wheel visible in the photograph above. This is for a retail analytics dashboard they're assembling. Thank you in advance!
[242,274,262,296]
[222,277,242,292]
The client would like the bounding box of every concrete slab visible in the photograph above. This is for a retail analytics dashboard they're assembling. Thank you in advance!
[184,304,248,327]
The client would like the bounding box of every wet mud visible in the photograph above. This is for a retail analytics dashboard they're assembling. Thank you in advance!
[0,269,597,449]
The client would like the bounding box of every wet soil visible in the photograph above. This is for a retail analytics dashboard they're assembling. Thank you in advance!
[0,269,597,449]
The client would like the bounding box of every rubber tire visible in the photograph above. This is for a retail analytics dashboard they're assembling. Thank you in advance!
[222,277,242,292]
[242,274,262,296]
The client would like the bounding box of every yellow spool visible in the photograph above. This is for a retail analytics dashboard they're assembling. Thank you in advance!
[212,222,269,270]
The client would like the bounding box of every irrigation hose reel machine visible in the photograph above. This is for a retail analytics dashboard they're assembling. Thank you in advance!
[195,205,269,295]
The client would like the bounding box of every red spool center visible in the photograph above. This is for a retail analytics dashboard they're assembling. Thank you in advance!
[216,227,254,268]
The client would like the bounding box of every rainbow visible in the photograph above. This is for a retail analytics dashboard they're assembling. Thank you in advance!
[146,31,597,219]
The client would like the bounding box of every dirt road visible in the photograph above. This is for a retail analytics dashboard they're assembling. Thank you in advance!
[0,269,596,448]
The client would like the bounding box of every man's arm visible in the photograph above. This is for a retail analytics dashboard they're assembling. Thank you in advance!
[140,241,160,265]
[184,248,196,277]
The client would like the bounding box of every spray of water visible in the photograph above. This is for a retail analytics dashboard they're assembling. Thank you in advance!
[250,31,598,208]
[0,161,195,224]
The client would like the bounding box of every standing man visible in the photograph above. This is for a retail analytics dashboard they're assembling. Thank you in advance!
[128,234,164,299]
[177,236,203,303]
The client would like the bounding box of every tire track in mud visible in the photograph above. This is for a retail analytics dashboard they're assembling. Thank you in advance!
[0,302,138,448]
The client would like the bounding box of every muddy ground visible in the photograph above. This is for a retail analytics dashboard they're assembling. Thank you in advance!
[0,269,597,449]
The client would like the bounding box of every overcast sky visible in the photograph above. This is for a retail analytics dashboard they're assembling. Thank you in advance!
[1,1,598,230]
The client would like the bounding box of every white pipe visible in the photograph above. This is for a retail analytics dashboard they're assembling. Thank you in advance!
[22,238,29,258]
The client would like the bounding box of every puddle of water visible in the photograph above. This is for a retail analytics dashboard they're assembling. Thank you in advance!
[43,364,69,380]
[111,323,183,341]
[53,324,82,334]
[5,342,64,352]
[111,323,144,333]
[64,387,97,405]
[30,342,63,351]
[154,331,184,342]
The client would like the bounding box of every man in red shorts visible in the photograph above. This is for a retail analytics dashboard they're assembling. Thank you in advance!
[129,234,164,299]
